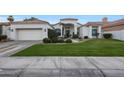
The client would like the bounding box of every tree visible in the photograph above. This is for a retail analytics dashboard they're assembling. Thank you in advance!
[48,29,58,39]
[24,17,39,21]
[7,15,14,24]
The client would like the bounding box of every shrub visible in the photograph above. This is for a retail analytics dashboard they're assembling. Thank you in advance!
[0,35,7,41]
[43,38,51,43]
[48,29,58,39]
[65,39,72,43]
[72,34,78,39]
[51,38,58,43]
[84,36,88,39]
[57,38,64,43]
[103,33,112,39]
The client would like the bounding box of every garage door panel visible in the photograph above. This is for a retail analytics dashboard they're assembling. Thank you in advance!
[17,30,46,40]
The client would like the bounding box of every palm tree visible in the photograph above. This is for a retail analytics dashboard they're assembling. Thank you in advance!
[24,17,39,21]
[7,15,14,24]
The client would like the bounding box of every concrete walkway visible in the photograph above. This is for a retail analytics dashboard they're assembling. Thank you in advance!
[0,57,124,77]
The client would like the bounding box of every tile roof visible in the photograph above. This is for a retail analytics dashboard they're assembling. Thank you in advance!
[84,22,104,26]
[12,20,49,24]
[102,18,124,28]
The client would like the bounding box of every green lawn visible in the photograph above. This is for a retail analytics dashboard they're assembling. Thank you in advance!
[12,39,124,56]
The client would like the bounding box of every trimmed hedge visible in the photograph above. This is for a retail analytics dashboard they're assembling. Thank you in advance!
[43,38,72,43]
[57,38,64,43]
[103,33,112,39]
[65,39,72,43]
[43,38,51,43]
[51,38,58,43]
[72,34,78,39]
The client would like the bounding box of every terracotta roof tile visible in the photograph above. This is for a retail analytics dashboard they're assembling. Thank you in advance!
[84,22,104,26]
[12,20,49,24]
[102,18,124,28]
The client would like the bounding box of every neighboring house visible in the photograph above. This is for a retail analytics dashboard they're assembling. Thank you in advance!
[79,17,108,39]
[102,18,124,41]
[53,18,82,38]
[1,19,53,40]
[0,22,10,36]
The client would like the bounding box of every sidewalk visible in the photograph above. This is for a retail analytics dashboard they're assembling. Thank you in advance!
[0,57,124,77]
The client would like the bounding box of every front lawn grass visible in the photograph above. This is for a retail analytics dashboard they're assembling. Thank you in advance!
[12,39,124,56]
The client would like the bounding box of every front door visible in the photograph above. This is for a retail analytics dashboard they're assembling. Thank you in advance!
[65,30,70,37]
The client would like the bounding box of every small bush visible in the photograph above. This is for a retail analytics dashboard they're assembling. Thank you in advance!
[72,34,78,39]
[84,36,88,39]
[65,39,72,43]
[43,38,51,43]
[103,33,112,39]
[51,38,58,43]
[57,38,64,43]
[0,35,7,41]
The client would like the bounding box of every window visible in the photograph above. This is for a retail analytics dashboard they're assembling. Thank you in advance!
[8,27,13,32]
[92,26,98,36]
[55,28,61,36]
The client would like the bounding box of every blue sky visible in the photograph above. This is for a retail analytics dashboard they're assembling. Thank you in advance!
[0,15,124,24]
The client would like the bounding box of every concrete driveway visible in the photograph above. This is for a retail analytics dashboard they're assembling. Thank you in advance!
[0,41,42,57]
[0,57,124,77]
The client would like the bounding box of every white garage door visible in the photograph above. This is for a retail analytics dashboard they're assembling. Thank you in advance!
[17,30,46,40]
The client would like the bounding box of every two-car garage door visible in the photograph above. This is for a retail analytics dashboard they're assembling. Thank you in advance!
[17,30,46,40]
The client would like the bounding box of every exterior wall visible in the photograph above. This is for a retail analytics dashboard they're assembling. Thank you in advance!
[104,30,124,41]
[2,26,9,35]
[89,26,92,38]
[103,25,124,41]
[79,25,102,39]
[98,26,102,38]
[79,26,90,38]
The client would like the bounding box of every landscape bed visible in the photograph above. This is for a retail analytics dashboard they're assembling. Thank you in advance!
[12,39,124,56]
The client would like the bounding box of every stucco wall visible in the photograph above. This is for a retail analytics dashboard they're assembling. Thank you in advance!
[79,26,102,39]
[79,26,90,38]
[2,26,9,35]
[104,30,124,41]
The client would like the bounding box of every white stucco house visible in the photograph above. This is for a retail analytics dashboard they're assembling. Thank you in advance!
[79,17,108,39]
[53,18,82,38]
[0,19,53,40]
[0,17,124,41]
